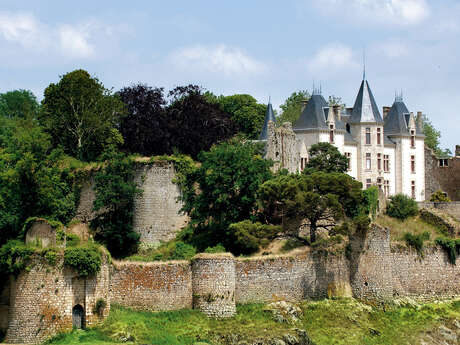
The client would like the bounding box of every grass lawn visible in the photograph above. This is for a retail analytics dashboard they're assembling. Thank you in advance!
[45,299,460,345]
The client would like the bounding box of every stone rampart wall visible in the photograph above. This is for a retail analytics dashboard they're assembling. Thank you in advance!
[235,253,349,304]
[132,163,188,244]
[425,146,460,201]
[391,246,460,299]
[75,162,188,245]
[109,260,192,311]
[418,202,460,221]
[5,255,110,344]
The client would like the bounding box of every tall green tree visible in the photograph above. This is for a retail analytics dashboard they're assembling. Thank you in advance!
[0,90,39,119]
[277,90,310,125]
[305,142,349,173]
[180,139,273,251]
[213,94,266,139]
[39,69,125,161]
[0,117,77,243]
[423,115,451,156]
[258,172,363,243]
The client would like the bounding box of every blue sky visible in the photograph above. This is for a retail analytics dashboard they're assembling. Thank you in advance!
[0,0,459,151]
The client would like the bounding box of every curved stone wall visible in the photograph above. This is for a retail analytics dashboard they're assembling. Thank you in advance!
[191,253,236,318]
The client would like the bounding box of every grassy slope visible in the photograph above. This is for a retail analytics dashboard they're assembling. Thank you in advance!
[46,299,460,345]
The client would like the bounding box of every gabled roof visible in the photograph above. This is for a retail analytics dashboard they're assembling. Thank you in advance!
[350,80,383,124]
[259,102,276,140]
[293,94,328,130]
[384,100,424,136]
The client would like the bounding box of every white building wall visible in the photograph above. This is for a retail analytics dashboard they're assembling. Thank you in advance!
[383,146,396,196]
[400,137,425,201]
[344,145,358,179]
[415,137,425,201]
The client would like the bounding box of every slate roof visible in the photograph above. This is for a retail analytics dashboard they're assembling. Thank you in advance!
[384,100,424,136]
[350,80,383,124]
[293,94,329,130]
[259,102,276,140]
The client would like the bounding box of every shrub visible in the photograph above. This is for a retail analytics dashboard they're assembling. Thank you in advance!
[65,233,80,247]
[281,238,305,253]
[330,221,352,237]
[204,244,226,254]
[93,298,107,317]
[0,240,34,277]
[403,232,430,255]
[362,186,379,219]
[64,245,102,277]
[41,248,58,266]
[170,242,196,260]
[229,220,281,255]
[435,237,460,265]
[353,215,371,235]
[430,190,451,202]
[419,209,451,236]
[386,194,418,220]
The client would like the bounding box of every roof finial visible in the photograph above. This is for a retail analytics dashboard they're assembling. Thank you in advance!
[363,49,366,80]
[268,95,271,104]
[320,82,322,95]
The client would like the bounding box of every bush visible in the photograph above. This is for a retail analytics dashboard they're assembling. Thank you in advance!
[65,233,80,247]
[204,244,226,254]
[330,221,352,237]
[281,238,305,253]
[403,232,430,255]
[228,220,281,255]
[169,242,196,260]
[93,298,107,317]
[419,209,451,236]
[353,215,371,235]
[41,248,58,266]
[362,186,379,219]
[0,240,33,277]
[64,245,102,277]
[430,190,451,202]
[435,237,460,265]
[386,194,418,220]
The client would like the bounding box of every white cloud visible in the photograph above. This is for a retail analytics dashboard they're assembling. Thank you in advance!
[307,43,358,73]
[171,44,266,76]
[59,24,94,58]
[0,11,107,60]
[314,0,430,26]
[0,12,45,49]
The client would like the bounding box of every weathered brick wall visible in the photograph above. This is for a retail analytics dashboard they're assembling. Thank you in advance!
[0,280,10,331]
[350,225,393,301]
[235,253,349,303]
[192,254,236,318]
[75,177,98,223]
[109,260,192,311]
[418,202,460,221]
[391,246,460,299]
[5,254,110,344]
[265,121,300,173]
[425,146,460,201]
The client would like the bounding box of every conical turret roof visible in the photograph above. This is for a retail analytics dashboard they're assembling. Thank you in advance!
[350,80,383,124]
[259,102,276,140]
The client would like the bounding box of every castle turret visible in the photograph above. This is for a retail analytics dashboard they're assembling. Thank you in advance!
[259,101,276,140]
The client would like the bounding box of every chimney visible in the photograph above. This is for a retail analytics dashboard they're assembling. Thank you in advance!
[456,145,460,157]
[333,105,341,121]
[416,111,423,132]
[300,99,309,113]
[382,106,390,119]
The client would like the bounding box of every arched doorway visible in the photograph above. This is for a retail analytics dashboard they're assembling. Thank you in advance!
[72,304,85,329]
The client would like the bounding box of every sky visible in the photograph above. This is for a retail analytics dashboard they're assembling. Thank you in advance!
[0,0,458,151]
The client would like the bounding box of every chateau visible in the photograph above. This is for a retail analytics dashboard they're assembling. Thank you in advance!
[260,76,426,201]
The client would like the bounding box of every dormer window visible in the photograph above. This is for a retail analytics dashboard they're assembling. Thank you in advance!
[365,128,371,145]
[329,124,334,143]
[410,130,415,148]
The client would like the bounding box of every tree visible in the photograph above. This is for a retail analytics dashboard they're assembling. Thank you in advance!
[117,84,168,156]
[166,85,237,158]
[214,94,266,139]
[258,172,363,243]
[277,90,310,125]
[0,117,77,244]
[180,139,273,251]
[423,115,452,156]
[0,90,40,119]
[305,142,349,173]
[39,69,126,161]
